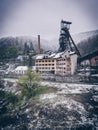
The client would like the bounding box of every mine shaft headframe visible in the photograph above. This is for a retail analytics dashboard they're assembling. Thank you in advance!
[59,20,81,57]
[61,20,72,30]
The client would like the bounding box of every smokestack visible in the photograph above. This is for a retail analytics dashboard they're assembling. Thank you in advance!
[37,35,40,54]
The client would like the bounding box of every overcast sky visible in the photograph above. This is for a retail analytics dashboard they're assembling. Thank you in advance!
[0,0,98,40]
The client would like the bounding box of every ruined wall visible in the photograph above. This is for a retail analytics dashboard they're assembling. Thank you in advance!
[70,54,77,75]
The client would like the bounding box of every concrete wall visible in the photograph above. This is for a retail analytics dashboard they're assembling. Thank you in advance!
[70,54,77,75]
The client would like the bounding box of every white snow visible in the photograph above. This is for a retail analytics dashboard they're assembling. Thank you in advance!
[48,53,56,58]
[92,95,98,102]
[15,66,28,71]
[36,54,46,59]
[40,93,57,100]
[53,52,64,58]
[41,81,97,94]
[40,81,98,125]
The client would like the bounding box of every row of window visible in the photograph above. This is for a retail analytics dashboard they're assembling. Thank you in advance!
[57,67,71,71]
[36,60,54,62]
[36,64,54,66]
[35,63,70,68]
[57,63,66,65]
[36,67,54,70]
[36,58,71,63]
[57,67,66,69]
[57,59,66,61]
[57,64,70,67]
[36,67,71,71]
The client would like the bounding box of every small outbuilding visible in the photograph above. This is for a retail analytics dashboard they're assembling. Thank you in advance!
[14,66,28,75]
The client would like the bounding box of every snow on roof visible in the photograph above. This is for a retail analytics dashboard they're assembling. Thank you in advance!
[36,55,44,60]
[36,54,49,60]
[48,53,56,58]
[15,66,28,71]
[69,51,76,55]
[36,50,72,60]
[53,52,64,58]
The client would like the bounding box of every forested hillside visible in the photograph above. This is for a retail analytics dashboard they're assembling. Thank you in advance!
[0,30,98,60]
[77,34,98,56]
[0,36,34,60]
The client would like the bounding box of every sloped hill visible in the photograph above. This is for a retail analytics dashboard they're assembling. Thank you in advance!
[0,36,47,51]
[73,30,98,44]
[0,36,50,60]
[48,30,98,56]
[0,29,98,59]
[74,30,98,56]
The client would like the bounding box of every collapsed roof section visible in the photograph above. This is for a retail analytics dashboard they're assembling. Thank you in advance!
[36,50,76,60]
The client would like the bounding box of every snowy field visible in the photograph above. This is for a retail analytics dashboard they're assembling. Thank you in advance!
[39,81,98,129]
[41,81,98,94]
[2,79,98,129]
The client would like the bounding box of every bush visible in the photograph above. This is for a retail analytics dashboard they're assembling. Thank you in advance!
[17,70,41,99]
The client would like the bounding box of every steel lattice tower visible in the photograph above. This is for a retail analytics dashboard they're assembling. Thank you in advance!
[58,20,80,56]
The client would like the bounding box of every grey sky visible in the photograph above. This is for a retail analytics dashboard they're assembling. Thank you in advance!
[0,0,98,40]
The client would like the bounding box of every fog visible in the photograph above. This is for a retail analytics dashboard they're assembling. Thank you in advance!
[0,0,98,40]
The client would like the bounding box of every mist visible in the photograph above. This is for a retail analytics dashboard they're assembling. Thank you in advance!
[0,0,98,40]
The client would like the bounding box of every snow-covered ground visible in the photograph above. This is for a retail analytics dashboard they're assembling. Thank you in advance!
[41,81,97,94]
[1,79,98,129]
[39,81,98,129]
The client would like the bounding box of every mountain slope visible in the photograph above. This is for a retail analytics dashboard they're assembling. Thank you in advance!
[0,29,98,57]
[46,29,98,55]
[74,30,98,56]
[73,30,98,44]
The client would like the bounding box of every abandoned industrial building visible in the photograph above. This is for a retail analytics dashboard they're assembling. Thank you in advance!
[35,20,80,75]
[35,51,77,75]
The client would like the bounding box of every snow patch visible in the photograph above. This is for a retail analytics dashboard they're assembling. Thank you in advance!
[40,93,57,100]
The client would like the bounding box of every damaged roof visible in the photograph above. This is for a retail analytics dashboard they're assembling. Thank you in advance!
[36,50,75,60]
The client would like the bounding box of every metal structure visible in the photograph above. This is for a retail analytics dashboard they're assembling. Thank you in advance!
[58,20,80,56]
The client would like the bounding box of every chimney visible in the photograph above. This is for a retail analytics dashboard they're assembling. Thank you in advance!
[37,35,40,54]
